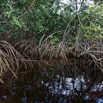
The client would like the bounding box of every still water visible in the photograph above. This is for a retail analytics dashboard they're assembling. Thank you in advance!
[0,70,103,103]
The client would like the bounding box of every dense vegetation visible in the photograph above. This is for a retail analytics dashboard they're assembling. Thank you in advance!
[0,0,103,79]
[0,1,103,103]
[0,0,103,43]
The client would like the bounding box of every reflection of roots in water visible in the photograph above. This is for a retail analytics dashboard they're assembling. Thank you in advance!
[0,67,103,103]
[0,39,103,83]
[0,40,103,102]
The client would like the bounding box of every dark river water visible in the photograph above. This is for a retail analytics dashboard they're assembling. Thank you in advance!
[0,69,103,103]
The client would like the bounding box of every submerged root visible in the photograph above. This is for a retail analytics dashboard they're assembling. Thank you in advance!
[0,39,103,83]
[0,41,30,83]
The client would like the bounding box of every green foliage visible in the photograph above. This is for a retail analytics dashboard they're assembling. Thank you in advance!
[80,2,103,39]
[0,0,72,40]
[0,0,103,43]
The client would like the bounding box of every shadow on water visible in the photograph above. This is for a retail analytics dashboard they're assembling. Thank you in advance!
[0,65,103,103]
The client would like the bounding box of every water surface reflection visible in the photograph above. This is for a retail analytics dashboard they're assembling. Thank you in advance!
[0,68,103,103]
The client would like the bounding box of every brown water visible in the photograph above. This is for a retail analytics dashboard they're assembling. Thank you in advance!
[0,68,103,103]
